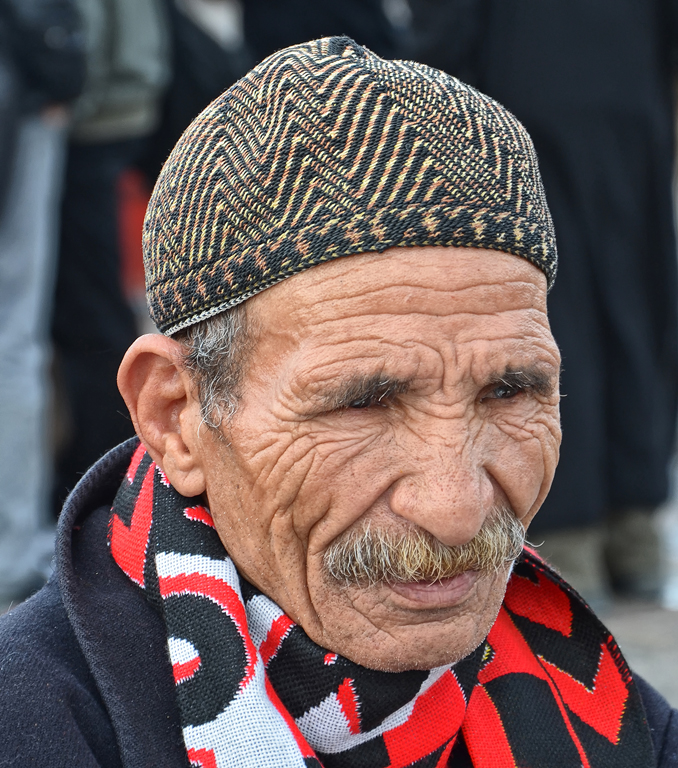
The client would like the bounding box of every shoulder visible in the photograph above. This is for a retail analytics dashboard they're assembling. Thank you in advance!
[0,574,121,767]
[635,674,678,768]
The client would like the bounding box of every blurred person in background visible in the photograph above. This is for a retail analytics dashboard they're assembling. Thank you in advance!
[51,0,171,513]
[412,0,678,605]
[0,0,84,608]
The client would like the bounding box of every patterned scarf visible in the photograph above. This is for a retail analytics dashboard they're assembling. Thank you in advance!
[109,445,654,767]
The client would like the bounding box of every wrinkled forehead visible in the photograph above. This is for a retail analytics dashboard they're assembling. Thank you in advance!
[248,245,549,332]
[223,247,560,431]
[238,246,555,396]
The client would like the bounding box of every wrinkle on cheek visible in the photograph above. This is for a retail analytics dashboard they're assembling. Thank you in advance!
[252,425,384,485]
[495,408,560,450]
[500,409,557,443]
[235,425,387,542]
[314,586,402,646]
[494,413,547,443]
[487,413,560,518]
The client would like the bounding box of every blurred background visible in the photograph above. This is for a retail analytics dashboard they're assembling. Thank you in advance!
[0,0,676,704]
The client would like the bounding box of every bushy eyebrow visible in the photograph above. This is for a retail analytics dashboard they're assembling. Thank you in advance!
[303,364,556,416]
[487,366,557,397]
[309,373,413,413]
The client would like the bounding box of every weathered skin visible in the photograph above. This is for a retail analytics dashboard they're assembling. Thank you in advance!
[119,246,561,672]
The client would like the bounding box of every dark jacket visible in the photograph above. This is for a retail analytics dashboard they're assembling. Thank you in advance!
[0,439,676,766]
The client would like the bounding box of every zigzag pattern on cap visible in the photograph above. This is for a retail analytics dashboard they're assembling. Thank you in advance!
[144,36,557,335]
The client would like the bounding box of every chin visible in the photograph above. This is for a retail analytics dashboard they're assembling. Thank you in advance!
[378,614,496,672]
[314,570,510,672]
[323,606,500,672]
[342,626,490,672]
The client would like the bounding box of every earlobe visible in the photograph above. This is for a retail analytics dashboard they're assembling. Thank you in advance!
[117,334,207,497]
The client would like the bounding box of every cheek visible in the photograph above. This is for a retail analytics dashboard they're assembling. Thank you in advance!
[484,405,561,518]
[224,414,398,543]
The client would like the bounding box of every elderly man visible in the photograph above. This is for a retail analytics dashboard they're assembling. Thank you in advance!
[1,37,676,767]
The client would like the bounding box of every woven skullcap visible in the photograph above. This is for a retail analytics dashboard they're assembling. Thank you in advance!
[144,36,557,335]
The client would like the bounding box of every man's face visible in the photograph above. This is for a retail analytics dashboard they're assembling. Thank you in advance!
[194,246,561,671]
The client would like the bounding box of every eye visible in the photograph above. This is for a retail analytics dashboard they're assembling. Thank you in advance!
[492,383,523,400]
[348,396,375,409]
[478,369,554,406]
[348,392,388,410]
[480,381,527,403]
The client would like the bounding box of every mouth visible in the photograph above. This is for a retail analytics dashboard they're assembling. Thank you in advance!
[388,570,480,608]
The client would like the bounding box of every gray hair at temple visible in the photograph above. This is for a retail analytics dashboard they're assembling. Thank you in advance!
[174,305,249,428]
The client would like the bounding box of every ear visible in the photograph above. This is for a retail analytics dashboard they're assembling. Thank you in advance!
[117,334,207,497]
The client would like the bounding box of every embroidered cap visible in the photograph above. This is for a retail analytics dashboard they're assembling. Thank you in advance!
[144,36,557,335]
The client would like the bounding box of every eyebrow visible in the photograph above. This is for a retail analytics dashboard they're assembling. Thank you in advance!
[303,364,557,416]
[486,366,557,397]
[308,373,413,413]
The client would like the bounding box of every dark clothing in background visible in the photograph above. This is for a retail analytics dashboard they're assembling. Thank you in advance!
[51,0,170,512]
[412,0,678,531]
[141,0,252,182]
[0,0,85,108]
[51,139,144,510]
[0,439,676,766]
[0,26,19,213]
[406,0,483,84]
[243,0,396,62]
[0,0,85,207]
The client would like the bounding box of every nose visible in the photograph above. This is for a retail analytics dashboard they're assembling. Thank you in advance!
[387,438,494,547]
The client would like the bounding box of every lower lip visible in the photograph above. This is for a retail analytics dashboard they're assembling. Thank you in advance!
[389,571,480,608]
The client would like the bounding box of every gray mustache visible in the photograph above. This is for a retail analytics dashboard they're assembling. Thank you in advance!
[323,505,525,586]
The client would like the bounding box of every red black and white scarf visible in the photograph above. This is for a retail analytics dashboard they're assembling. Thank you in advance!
[109,445,655,767]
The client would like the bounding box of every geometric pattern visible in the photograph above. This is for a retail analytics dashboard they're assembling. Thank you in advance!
[143,36,557,335]
[109,446,653,767]
[463,555,656,766]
